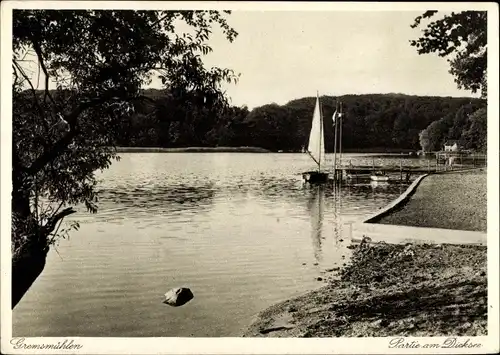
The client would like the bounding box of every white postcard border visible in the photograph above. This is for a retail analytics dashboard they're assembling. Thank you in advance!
[1,1,499,354]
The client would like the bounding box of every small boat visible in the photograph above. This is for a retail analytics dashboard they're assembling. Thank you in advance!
[302,170,329,184]
[371,176,389,182]
[370,171,389,182]
[303,93,329,184]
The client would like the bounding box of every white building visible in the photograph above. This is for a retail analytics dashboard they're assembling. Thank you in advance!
[443,140,460,152]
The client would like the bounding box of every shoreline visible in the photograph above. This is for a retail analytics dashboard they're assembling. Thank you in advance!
[114,146,434,155]
[115,146,271,153]
[243,240,486,337]
[243,169,488,337]
[114,147,488,161]
[376,168,487,232]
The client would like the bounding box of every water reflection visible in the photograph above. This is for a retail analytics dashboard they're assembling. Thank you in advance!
[303,182,347,263]
[96,183,216,218]
[333,182,343,248]
[307,185,325,262]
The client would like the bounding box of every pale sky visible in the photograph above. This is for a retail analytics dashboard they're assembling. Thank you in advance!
[180,10,479,109]
[13,7,481,110]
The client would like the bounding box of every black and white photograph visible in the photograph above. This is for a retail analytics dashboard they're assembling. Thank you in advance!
[1,1,499,354]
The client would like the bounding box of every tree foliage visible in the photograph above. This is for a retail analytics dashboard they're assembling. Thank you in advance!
[117,91,485,153]
[419,119,449,152]
[418,103,485,152]
[460,107,487,152]
[418,129,432,152]
[410,11,487,98]
[11,9,238,308]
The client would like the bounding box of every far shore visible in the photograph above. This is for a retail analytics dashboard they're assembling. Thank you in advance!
[115,146,271,153]
[115,147,488,159]
[114,147,487,159]
[115,146,433,155]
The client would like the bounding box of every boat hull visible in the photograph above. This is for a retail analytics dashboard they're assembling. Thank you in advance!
[370,175,390,182]
[302,171,330,184]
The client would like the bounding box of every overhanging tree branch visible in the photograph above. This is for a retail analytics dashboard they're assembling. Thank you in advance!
[12,9,240,309]
[31,37,60,111]
[25,93,154,176]
[410,11,487,98]
[40,207,76,238]
[12,59,51,130]
[12,142,25,172]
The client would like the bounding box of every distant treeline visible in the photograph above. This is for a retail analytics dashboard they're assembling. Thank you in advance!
[116,89,485,153]
[25,88,486,153]
[115,146,270,153]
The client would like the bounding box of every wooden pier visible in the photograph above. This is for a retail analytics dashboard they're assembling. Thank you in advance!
[330,154,486,183]
[333,166,427,182]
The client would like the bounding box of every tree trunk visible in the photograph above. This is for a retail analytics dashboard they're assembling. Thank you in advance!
[11,187,48,309]
[11,173,75,309]
[12,243,48,309]
[11,194,75,308]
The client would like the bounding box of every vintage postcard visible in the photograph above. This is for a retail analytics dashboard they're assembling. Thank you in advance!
[1,1,499,354]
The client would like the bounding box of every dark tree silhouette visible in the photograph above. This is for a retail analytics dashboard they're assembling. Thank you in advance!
[410,11,487,98]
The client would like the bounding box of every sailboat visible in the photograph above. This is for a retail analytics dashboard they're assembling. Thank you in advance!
[302,93,329,184]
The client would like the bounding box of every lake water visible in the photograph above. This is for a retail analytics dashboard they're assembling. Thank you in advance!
[13,153,422,337]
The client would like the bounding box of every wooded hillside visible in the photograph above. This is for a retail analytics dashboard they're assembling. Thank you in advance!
[117,90,485,152]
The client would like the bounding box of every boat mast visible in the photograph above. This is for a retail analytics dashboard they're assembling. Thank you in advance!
[318,91,322,173]
[339,101,343,170]
[333,101,338,179]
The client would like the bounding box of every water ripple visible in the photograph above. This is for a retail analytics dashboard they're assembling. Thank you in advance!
[14,153,414,337]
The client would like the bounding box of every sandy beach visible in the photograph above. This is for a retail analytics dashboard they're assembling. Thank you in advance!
[377,169,487,232]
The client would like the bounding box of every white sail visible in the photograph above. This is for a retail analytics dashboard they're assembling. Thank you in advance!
[307,95,325,170]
